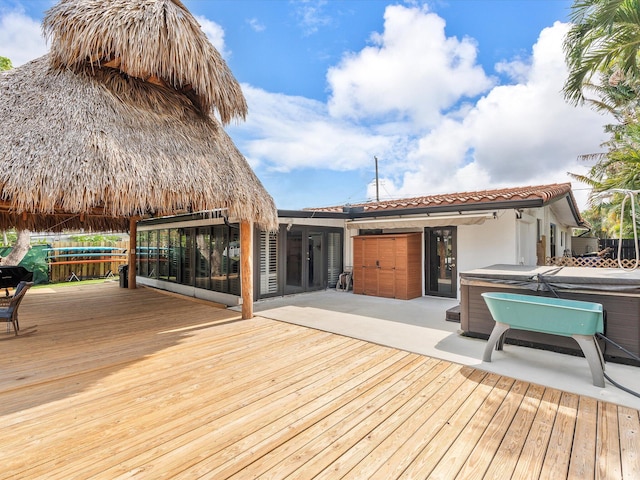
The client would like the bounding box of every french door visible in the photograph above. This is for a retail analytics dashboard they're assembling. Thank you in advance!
[425,227,457,298]
[284,227,326,294]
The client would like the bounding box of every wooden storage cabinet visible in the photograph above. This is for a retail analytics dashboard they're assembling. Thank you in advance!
[353,233,422,300]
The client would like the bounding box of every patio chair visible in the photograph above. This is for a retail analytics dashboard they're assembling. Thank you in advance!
[0,281,34,335]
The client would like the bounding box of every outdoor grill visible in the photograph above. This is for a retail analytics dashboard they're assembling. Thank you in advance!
[0,266,33,295]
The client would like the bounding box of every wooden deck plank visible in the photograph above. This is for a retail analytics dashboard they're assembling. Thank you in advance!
[482,383,546,478]
[152,352,425,478]
[423,375,516,480]
[596,401,622,479]
[368,367,487,480]
[194,356,442,479]
[1,321,319,413]
[239,359,452,480]
[3,328,353,453]
[22,340,379,479]
[396,372,502,479]
[91,348,412,478]
[539,391,580,480]
[618,407,640,479]
[296,359,456,480]
[453,379,530,480]
[511,388,562,480]
[2,321,325,421]
[0,283,638,479]
[568,396,598,479]
[258,354,432,479]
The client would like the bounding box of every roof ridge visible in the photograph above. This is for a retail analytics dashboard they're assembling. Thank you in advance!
[307,183,572,212]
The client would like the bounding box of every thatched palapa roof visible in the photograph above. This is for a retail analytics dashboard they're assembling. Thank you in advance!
[0,0,277,232]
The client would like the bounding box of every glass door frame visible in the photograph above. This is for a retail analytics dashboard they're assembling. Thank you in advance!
[284,227,305,294]
[424,226,458,298]
[283,226,327,295]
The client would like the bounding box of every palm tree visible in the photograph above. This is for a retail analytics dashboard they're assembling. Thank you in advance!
[570,118,640,236]
[0,56,12,71]
[563,0,640,106]
[564,1,640,236]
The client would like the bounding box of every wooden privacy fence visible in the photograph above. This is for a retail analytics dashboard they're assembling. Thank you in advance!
[46,241,129,282]
[601,238,640,260]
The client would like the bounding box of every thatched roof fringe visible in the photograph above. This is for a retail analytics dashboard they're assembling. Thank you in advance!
[42,0,247,122]
[0,56,278,232]
[0,211,130,232]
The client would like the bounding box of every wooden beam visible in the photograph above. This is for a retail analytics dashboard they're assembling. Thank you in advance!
[240,220,253,320]
[128,217,138,289]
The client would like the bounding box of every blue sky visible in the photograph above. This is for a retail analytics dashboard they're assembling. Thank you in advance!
[0,0,610,210]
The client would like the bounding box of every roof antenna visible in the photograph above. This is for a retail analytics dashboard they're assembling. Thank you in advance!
[374,156,380,202]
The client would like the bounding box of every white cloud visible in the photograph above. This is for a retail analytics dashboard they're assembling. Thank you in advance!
[390,21,609,206]
[327,4,494,128]
[247,17,265,33]
[195,15,228,58]
[294,0,332,36]
[228,9,608,212]
[230,85,407,172]
[0,2,609,212]
[0,9,47,66]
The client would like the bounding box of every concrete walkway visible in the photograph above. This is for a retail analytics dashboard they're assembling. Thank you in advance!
[238,289,640,410]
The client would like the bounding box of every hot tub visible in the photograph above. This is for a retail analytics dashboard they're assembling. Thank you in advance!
[460,264,640,365]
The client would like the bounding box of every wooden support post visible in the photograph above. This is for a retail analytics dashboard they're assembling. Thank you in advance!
[128,217,137,289]
[240,220,253,319]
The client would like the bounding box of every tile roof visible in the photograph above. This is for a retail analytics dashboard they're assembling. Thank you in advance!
[308,183,576,213]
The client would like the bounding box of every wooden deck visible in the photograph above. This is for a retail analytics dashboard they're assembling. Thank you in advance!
[1,283,639,479]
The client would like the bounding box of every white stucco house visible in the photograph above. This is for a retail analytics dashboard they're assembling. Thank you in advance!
[135,183,587,304]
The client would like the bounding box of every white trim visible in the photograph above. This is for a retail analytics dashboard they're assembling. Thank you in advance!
[136,276,241,306]
[345,212,495,230]
[138,217,230,231]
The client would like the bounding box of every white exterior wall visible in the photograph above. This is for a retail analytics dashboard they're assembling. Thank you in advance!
[456,211,517,279]
[542,206,573,258]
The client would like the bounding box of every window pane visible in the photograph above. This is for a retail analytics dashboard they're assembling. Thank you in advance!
[195,227,211,290]
[211,225,226,293]
[227,225,241,295]
[158,229,169,281]
[168,229,179,283]
[147,230,158,278]
[137,231,149,277]
[180,228,194,286]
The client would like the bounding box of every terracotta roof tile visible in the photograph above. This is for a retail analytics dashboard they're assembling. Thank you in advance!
[308,183,574,213]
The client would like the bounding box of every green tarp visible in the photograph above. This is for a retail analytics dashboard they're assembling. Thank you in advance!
[0,244,50,285]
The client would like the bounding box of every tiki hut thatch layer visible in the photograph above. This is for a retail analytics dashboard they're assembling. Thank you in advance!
[42,0,247,123]
[0,0,277,233]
